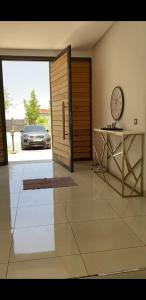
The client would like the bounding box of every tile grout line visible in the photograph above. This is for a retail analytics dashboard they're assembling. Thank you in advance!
[5,235,146,264]
[8,253,87,265]
[11,221,69,230]
[5,164,25,279]
[72,244,146,255]
[62,202,89,276]
[69,221,89,276]
[7,238,146,263]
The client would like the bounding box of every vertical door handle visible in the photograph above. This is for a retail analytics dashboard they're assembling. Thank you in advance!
[62,101,67,140]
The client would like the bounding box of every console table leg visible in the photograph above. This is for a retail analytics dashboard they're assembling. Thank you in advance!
[141,134,144,195]
[122,136,124,197]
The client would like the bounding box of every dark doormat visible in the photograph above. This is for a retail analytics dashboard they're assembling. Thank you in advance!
[23,176,78,190]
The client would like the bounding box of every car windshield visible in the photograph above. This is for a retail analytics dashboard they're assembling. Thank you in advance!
[23,126,47,133]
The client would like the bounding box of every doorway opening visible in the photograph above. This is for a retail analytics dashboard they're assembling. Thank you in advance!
[0,47,92,172]
[2,60,52,163]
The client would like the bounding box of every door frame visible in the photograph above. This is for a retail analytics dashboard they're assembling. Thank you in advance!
[0,54,92,166]
[0,60,8,165]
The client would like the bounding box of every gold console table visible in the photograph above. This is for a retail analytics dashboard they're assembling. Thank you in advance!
[93,128,144,197]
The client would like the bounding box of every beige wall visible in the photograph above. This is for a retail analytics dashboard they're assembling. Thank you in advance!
[92,21,146,193]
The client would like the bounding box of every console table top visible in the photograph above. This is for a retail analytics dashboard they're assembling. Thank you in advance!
[93,128,145,136]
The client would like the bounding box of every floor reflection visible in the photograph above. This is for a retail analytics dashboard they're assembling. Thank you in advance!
[1,160,146,279]
[12,225,55,254]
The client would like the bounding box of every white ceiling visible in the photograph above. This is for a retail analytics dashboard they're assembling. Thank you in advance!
[0,21,114,51]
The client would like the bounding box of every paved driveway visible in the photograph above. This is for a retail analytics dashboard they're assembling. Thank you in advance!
[8,149,52,162]
[7,131,52,162]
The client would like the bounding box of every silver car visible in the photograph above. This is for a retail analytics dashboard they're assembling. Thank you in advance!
[20,125,51,150]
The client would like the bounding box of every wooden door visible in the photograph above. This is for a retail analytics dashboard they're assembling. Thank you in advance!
[50,46,73,171]
[71,59,91,160]
[0,60,8,165]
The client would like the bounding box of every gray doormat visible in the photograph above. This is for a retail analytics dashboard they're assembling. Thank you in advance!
[23,176,78,190]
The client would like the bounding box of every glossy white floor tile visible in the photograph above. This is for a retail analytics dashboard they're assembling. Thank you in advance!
[0,160,146,279]
[7,255,87,279]
[10,193,20,208]
[22,162,53,180]
[18,189,55,207]
[124,216,146,244]
[0,264,7,279]
[100,184,122,201]
[71,219,143,253]
[104,194,146,218]
[71,173,106,193]
[54,184,104,204]
[0,192,11,208]
[15,203,67,228]
[64,197,118,222]
[0,207,17,230]
[0,230,12,263]
[82,246,146,276]
[10,223,79,262]
[9,182,22,194]
[0,183,10,197]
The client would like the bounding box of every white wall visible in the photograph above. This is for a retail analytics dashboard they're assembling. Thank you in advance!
[92,21,146,194]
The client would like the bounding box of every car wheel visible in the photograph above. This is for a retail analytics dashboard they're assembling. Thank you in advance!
[21,144,26,150]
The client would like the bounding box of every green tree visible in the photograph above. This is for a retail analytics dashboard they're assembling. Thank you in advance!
[36,116,49,129]
[24,90,40,125]
[37,116,47,125]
